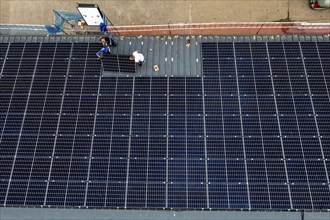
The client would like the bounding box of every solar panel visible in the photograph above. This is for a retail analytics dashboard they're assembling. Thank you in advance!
[102,54,136,74]
[0,41,329,211]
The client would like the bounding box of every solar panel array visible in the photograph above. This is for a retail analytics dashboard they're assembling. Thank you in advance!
[0,41,329,210]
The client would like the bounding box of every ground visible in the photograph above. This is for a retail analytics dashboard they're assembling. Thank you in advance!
[0,0,329,26]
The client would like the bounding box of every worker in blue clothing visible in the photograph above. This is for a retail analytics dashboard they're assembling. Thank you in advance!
[96,36,117,59]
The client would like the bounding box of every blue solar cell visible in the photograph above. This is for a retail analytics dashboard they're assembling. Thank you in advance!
[3,114,24,134]
[203,77,220,94]
[297,116,318,136]
[255,77,274,95]
[169,115,185,136]
[204,96,222,115]
[300,42,319,58]
[138,141,155,163]
[71,43,88,59]
[130,136,148,158]
[131,115,149,136]
[108,158,128,181]
[54,43,72,59]
[208,184,228,208]
[110,137,129,158]
[304,59,323,76]
[236,59,253,76]
[276,96,296,114]
[266,160,287,183]
[219,59,236,76]
[260,116,280,136]
[94,115,113,135]
[228,185,249,209]
[312,96,330,115]
[221,96,239,115]
[269,184,290,209]
[252,59,270,76]
[45,182,67,206]
[225,138,244,159]
[202,42,218,59]
[50,60,69,77]
[242,116,261,136]
[205,115,223,136]
[187,137,205,158]
[220,76,238,94]
[65,182,86,206]
[0,76,16,94]
[97,96,114,114]
[202,59,219,77]
[106,183,126,207]
[187,184,207,208]
[286,160,308,183]
[150,95,167,115]
[39,43,56,59]
[240,96,258,114]
[148,159,166,181]
[0,136,19,157]
[6,181,28,205]
[7,43,24,59]
[68,158,89,180]
[151,77,167,95]
[286,59,305,76]
[270,59,288,76]
[310,185,330,209]
[306,160,328,183]
[234,42,251,59]
[283,137,304,159]
[250,43,268,58]
[308,76,328,94]
[24,181,47,206]
[128,159,147,182]
[246,160,268,182]
[185,77,202,95]
[79,95,97,114]
[146,184,166,208]
[249,184,271,209]
[263,137,283,159]
[22,115,42,135]
[69,59,87,75]
[65,76,83,94]
[127,183,147,208]
[301,137,323,159]
[43,95,62,114]
[218,43,234,59]
[0,43,9,58]
[114,95,132,114]
[116,77,133,94]
[317,116,330,137]
[13,76,33,93]
[283,42,302,58]
[169,77,185,94]
[267,42,285,58]
[317,42,330,58]
[134,77,151,95]
[238,77,257,95]
[91,136,111,157]
[99,77,117,94]
[169,96,185,115]
[168,183,187,208]
[257,96,276,114]
[86,182,107,206]
[133,95,150,114]
[75,115,95,135]
[149,116,166,136]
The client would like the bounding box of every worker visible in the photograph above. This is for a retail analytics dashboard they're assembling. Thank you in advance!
[96,36,117,59]
[130,50,145,66]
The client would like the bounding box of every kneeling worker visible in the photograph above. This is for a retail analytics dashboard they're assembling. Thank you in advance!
[130,50,144,66]
[96,37,117,59]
